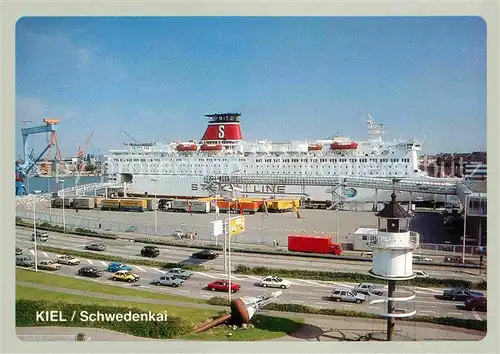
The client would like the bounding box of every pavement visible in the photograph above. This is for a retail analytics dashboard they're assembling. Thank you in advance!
[15,282,486,342]
[16,199,477,252]
[15,228,487,321]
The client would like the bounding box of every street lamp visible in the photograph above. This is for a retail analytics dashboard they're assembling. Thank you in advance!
[60,180,66,233]
[462,194,469,264]
[224,197,237,302]
[151,179,159,235]
[32,191,42,272]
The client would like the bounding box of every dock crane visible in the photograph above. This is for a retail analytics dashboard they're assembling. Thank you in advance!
[16,118,61,195]
[75,131,95,186]
[121,130,140,145]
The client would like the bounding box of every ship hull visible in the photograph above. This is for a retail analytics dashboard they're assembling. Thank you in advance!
[119,174,452,203]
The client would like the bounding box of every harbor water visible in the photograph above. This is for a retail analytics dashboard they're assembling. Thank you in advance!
[24,176,103,194]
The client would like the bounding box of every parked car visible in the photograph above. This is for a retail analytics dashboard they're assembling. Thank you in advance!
[442,287,484,301]
[85,243,107,251]
[77,266,104,278]
[57,255,81,265]
[444,256,462,263]
[207,280,241,293]
[412,254,433,262]
[353,283,384,296]
[141,246,160,258]
[38,260,62,271]
[259,276,291,289]
[153,275,184,287]
[31,231,49,242]
[331,288,366,303]
[164,268,193,280]
[16,256,35,267]
[111,270,140,282]
[464,296,487,312]
[15,247,23,256]
[414,270,429,278]
[107,262,132,272]
[192,249,219,260]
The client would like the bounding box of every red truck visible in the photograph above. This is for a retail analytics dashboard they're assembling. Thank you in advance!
[287,235,343,255]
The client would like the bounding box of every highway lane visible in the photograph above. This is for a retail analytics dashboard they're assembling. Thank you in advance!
[14,247,486,321]
[16,227,484,282]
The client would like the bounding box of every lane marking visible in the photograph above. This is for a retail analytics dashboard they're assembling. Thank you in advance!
[295,279,330,288]
[29,250,35,255]
[472,311,482,321]
[134,266,146,272]
[290,300,304,304]
[195,272,218,279]
[86,259,93,265]
[217,274,243,280]
[368,306,380,309]
[154,268,166,274]
[315,302,331,306]
[447,312,463,316]
[341,304,355,307]
[177,289,190,293]
[245,275,262,281]
[100,261,108,266]
[416,287,442,294]
[418,310,435,313]
[42,252,48,257]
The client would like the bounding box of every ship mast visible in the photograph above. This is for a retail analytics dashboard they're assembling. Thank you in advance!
[367,114,386,141]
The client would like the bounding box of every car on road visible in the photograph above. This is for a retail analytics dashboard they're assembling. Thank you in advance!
[464,296,487,312]
[38,260,62,271]
[85,243,107,251]
[442,287,484,301]
[111,270,140,282]
[77,266,104,278]
[191,249,219,260]
[164,268,193,280]
[259,276,291,289]
[171,229,185,238]
[16,256,35,267]
[330,288,366,303]
[414,270,429,278]
[57,255,81,265]
[443,256,474,264]
[153,275,184,287]
[31,231,49,242]
[206,280,241,293]
[107,262,133,273]
[353,283,384,296]
[15,247,23,256]
[412,254,433,262]
[141,246,160,258]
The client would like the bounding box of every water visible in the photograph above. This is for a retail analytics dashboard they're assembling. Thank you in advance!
[24,176,103,194]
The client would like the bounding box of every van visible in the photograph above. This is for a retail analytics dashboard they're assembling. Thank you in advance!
[31,231,49,242]
[16,256,35,267]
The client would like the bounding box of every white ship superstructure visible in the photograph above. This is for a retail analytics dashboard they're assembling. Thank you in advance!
[104,113,436,203]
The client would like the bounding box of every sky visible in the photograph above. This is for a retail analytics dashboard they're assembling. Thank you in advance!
[15,16,486,159]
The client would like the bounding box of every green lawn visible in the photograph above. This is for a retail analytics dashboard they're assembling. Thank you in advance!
[16,285,216,325]
[16,268,204,304]
[180,314,304,341]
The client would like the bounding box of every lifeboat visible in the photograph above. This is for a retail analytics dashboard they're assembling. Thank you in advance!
[308,144,323,151]
[176,144,198,152]
[200,143,223,151]
[330,141,359,150]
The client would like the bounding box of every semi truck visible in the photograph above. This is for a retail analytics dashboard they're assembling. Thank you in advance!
[287,235,343,255]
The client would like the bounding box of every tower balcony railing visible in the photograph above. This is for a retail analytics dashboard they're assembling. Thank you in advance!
[368,231,420,250]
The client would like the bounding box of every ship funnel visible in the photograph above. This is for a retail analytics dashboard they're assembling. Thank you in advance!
[201,113,243,142]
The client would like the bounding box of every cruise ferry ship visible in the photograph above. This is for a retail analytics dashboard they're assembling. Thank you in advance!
[104,113,442,203]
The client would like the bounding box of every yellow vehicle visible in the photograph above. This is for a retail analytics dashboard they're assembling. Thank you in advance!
[111,270,140,283]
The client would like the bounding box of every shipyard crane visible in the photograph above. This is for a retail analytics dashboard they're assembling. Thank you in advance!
[121,130,140,145]
[75,131,95,186]
[16,118,61,195]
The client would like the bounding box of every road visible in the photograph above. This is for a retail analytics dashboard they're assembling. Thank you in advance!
[15,230,486,321]
[15,227,484,281]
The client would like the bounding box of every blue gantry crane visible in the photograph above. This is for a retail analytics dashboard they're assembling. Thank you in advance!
[15,118,61,195]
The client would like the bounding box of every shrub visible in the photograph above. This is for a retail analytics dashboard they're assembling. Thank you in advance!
[476,279,487,290]
[16,299,192,339]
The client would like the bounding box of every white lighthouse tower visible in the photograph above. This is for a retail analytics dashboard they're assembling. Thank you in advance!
[368,191,420,341]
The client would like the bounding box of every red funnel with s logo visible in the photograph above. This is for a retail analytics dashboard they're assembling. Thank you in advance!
[201,113,243,142]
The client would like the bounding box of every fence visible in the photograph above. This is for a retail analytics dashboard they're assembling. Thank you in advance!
[15,209,486,255]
